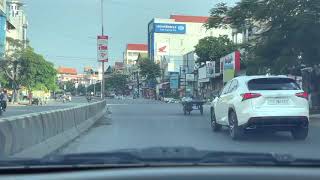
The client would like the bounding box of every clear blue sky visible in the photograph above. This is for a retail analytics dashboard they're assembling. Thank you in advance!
[24,0,236,72]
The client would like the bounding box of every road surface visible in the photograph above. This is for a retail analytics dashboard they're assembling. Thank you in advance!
[1,96,91,118]
[58,98,320,159]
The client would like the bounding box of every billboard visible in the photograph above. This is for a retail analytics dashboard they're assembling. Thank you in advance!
[157,42,169,56]
[220,51,241,83]
[154,23,186,34]
[170,72,179,89]
[97,35,108,62]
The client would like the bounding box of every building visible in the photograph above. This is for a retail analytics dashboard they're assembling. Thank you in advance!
[57,66,78,83]
[0,0,6,56]
[148,14,242,75]
[124,43,148,66]
[6,0,28,50]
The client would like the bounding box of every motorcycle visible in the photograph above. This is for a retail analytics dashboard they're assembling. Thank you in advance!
[86,96,92,102]
[0,101,5,116]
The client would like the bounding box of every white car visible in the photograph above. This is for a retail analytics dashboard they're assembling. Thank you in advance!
[210,76,309,140]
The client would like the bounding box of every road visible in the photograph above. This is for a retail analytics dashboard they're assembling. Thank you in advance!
[58,98,320,159]
[1,96,91,118]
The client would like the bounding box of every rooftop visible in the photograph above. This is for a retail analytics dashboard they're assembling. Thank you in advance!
[170,15,209,23]
[57,67,77,75]
[127,44,148,51]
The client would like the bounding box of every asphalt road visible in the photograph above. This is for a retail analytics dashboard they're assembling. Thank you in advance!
[1,96,92,118]
[58,98,320,159]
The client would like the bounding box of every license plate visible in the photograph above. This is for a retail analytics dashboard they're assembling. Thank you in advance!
[267,98,289,105]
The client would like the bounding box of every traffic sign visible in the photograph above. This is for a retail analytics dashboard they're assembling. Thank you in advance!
[97,35,108,62]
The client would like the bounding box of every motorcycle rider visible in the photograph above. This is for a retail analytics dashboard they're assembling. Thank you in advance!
[0,90,8,111]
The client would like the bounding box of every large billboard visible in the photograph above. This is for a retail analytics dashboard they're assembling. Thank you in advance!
[220,51,241,83]
[154,23,186,34]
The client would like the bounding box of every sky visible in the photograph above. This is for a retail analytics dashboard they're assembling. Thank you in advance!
[23,0,237,72]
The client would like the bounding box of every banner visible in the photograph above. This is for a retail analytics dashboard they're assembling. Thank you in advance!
[97,35,108,62]
[206,61,215,78]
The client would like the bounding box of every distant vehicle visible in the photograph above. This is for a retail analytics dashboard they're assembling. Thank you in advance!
[210,76,309,140]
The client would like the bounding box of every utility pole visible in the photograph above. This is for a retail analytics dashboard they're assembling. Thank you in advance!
[100,0,105,99]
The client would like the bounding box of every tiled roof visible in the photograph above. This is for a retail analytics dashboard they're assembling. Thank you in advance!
[57,67,77,75]
[170,15,209,23]
[127,44,148,51]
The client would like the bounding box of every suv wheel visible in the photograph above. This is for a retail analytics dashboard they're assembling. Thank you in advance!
[229,111,243,140]
[211,108,221,132]
[291,127,308,140]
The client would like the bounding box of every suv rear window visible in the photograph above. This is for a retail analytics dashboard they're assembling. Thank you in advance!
[248,78,300,90]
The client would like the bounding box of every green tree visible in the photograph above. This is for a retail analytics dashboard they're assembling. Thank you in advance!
[105,73,128,95]
[0,38,25,101]
[19,47,58,92]
[194,35,238,64]
[206,0,320,75]
[138,58,161,82]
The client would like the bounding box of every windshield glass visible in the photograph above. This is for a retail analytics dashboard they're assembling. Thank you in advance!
[248,78,301,90]
[0,0,319,168]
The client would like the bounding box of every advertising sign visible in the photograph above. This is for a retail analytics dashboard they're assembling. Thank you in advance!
[198,66,207,80]
[97,35,108,62]
[157,42,169,56]
[220,51,241,83]
[206,61,215,78]
[170,72,179,89]
[186,74,195,82]
[154,23,186,34]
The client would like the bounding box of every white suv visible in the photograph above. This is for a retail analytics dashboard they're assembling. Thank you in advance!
[210,76,309,140]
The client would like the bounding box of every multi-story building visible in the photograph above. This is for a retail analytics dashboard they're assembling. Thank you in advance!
[123,43,148,66]
[148,15,243,75]
[6,0,28,50]
[0,0,6,56]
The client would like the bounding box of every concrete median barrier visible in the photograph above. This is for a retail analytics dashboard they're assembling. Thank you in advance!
[8,100,107,158]
[0,119,13,157]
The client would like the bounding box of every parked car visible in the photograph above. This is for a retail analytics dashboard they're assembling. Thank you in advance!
[210,75,309,140]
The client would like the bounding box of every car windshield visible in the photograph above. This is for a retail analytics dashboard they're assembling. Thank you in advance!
[248,78,301,90]
[0,0,319,169]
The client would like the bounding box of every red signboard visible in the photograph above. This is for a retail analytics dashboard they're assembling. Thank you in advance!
[97,35,108,62]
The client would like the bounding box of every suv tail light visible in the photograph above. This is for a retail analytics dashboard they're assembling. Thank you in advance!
[241,93,261,101]
[295,92,308,100]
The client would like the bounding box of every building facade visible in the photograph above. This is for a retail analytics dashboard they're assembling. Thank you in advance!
[148,15,242,75]
[6,0,27,49]
[124,43,148,66]
[0,0,6,56]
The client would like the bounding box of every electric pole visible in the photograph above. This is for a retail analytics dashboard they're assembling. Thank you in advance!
[100,0,105,99]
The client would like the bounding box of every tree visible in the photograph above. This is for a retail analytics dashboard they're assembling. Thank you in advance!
[18,47,58,93]
[206,0,320,75]
[0,38,25,101]
[194,36,237,64]
[138,58,161,82]
[105,73,128,95]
